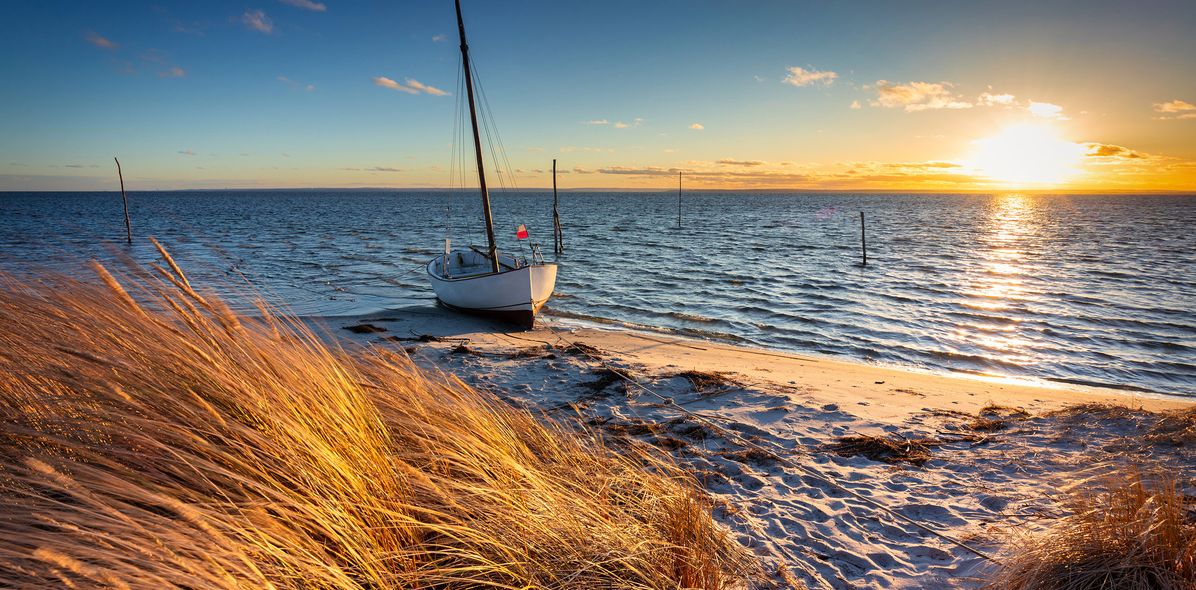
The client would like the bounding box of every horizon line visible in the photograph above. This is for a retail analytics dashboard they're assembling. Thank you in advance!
[3,187,1195,195]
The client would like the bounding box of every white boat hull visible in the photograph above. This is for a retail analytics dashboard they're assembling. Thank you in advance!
[426,249,557,327]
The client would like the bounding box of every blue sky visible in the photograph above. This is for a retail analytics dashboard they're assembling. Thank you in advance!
[2,0,1194,190]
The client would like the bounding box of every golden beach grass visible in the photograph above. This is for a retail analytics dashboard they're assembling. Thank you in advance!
[987,469,1196,590]
[0,252,749,589]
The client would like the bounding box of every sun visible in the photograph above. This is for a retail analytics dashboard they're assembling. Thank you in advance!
[968,123,1087,186]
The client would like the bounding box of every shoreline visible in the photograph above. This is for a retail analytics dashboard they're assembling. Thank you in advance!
[324,306,1196,589]
[323,307,1193,422]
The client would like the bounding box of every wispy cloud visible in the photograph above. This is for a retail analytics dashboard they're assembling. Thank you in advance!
[978,92,1016,106]
[402,79,447,95]
[242,9,274,34]
[340,166,401,172]
[975,91,1068,119]
[178,149,196,156]
[432,33,447,42]
[871,81,972,111]
[849,100,861,110]
[139,48,187,79]
[560,146,614,153]
[84,32,117,50]
[279,0,326,12]
[373,76,449,96]
[613,121,629,129]
[278,75,314,91]
[782,66,838,87]
[1153,99,1196,120]
[581,119,609,126]
[689,123,704,130]
[563,158,992,189]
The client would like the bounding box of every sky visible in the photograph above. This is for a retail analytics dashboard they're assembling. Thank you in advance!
[1,0,1194,192]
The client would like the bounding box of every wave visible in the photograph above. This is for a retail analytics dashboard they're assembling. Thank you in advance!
[665,311,718,323]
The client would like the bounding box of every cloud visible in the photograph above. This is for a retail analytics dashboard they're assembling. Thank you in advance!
[596,166,678,176]
[689,123,704,130]
[373,76,449,96]
[871,81,972,111]
[1028,101,1066,119]
[85,32,117,50]
[978,92,1016,106]
[1154,99,1195,113]
[782,66,838,87]
[582,119,609,126]
[564,158,992,189]
[401,78,447,95]
[432,34,447,42]
[610,118,643,129]
[1153,99,1196,119]
[279,0,326,11]
[278,75,314,91]
[1085,143,1145,159]
[849,100,861,110]
[178,149,196,156]
[242,9,274,34]
[159,66,186,78]
[340,166,401,172]
[975,91,1069,118]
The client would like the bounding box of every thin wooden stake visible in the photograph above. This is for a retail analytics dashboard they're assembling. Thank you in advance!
[860,211,867,266]
[552,158,563,255]
[677,171,682,228]
[115,157,131,244]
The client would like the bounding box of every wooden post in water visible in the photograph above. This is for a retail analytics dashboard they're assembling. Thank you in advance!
[859,211,867,266]
[115,157,131,244]
[552,158,563,255]
[677,171,682,228]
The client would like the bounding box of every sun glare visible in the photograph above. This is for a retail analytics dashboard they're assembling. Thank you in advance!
[969,123,1086,186]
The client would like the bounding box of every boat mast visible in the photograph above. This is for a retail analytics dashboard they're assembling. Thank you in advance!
[455,0,499,273]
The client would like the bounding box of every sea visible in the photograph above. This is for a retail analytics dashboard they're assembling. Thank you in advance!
[1,190,1193,396]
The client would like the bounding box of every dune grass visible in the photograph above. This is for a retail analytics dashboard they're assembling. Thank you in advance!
[987,469,1196,590]
[0,252,749,589]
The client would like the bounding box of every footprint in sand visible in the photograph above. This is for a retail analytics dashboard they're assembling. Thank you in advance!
[896,504,968,527]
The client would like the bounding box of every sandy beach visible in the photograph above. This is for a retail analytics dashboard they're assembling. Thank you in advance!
[327,307,1195,589]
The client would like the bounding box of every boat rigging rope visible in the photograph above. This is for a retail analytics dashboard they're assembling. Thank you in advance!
[472,58,519,192]
[446,53,465,246]
[504,324,1004,568]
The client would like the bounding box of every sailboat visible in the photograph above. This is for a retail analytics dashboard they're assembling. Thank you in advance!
[426,0,558,328]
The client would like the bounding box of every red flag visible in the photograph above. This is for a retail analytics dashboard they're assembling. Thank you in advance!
[515,224,529,240]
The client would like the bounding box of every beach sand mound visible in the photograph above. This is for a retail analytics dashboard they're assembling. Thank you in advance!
[0,257,750,589]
